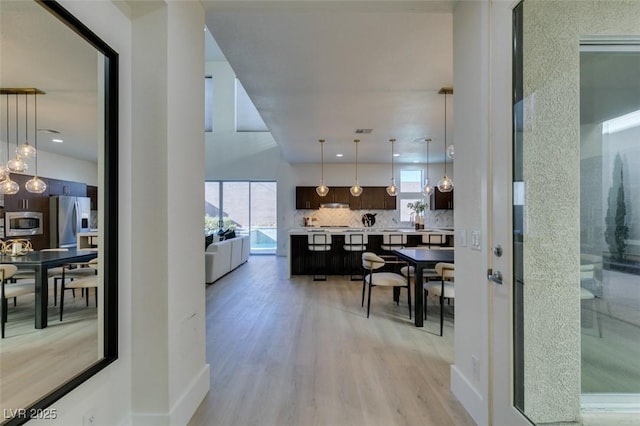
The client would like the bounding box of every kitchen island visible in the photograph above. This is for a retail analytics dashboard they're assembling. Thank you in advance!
[288,227,454,277]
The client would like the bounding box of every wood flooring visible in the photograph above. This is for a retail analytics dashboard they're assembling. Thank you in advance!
[189,255,475,426]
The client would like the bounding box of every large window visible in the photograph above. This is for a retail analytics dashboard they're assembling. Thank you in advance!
[205,180,277,254]
[399,170,425,224]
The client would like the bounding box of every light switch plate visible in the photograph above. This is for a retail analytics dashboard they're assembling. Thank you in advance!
[471,230,481,251]
[458,229,467,247]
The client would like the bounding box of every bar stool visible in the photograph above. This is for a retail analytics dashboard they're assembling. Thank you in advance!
[307,233,332,281]
[343,233,368,280]
[380,233,407,253]
[420,233,445,248]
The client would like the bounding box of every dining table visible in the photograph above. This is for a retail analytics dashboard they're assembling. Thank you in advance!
[0,248,98,329]
[393,248,454,328]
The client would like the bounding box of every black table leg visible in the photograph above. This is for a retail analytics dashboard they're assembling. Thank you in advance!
[35,265,47,329]
[415,265,424,327]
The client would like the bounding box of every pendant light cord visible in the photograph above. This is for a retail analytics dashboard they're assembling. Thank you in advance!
[5,95,8,163]
[24,93,28,144]
[15,94,18,152]
[34,92,38,173]
[354,140,358,181]
[320,140,324,182]
[426,138,430,179]
[390,139,394,178]
[444,92,447,176]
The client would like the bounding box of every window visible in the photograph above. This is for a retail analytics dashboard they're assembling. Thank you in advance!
[400,170,423,193]
[205,180,277,254]
[235,79,268,132]
[204,76,213,132]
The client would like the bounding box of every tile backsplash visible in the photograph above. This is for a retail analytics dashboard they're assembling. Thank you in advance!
[294,208,453,229]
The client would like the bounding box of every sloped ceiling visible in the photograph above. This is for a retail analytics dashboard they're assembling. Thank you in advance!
[203,1,455,164]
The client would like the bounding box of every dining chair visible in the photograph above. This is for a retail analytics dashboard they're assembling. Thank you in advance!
[424,262,455,336]
[361,252,411,319]
[1,264,34,338]
[59,259,99,321]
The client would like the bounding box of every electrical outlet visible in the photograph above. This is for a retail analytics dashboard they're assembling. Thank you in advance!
[83,410,96,426]
[471,355,480,382]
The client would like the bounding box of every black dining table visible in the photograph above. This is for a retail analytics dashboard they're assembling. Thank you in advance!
[0,248,98,329]
[393,248,454,328]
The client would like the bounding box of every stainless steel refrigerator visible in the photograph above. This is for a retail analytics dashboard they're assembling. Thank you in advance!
[50,195,91,248]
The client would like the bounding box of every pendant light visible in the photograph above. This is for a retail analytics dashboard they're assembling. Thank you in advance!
[0,93,18,194]
[25,92,47,193]
[0,94,10,183]
[423,138,433,196]
[17,93,36,159]
[315,139,329,197]
[7,93,28,173]
[349,139,363,197]
[386,138,398,196]
[437,87,454,193]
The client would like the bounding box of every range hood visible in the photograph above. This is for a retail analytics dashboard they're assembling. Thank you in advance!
[319,202,350,209]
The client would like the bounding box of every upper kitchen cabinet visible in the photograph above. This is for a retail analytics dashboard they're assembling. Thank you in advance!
[295,186,321,210]
[3,173,50,212]
[48,178,87,197]
[87,185,98,210]
[350,187,396,210]
[430,187,454,210]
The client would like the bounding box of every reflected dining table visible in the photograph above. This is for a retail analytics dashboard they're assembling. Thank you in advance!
[0,248,98,329]
[393,248,454,328]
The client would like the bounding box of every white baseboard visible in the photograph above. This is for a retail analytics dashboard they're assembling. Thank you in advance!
[170,364,211,425]
[451,364,488,426]
[130,364,210,426]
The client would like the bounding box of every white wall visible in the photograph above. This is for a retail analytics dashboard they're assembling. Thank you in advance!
[37,149,98,186]
[30,2,209,426]
[450,2,490,425]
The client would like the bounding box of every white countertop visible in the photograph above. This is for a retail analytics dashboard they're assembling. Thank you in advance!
[289,227,454,236]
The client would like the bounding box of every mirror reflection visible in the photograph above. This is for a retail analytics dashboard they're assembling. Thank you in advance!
[0,0,105,418]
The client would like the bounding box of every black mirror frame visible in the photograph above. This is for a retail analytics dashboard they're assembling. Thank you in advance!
[4,1,118,424]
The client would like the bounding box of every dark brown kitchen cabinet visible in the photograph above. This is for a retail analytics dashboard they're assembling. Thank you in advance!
[430,187,454,210]
[3,173,50,249]
[48,178,87,197]
[350,187,396,210]
[295,186,321,210]
[87,185,98,210]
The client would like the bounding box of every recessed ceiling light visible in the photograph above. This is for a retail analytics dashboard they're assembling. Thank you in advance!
[393,153,400,157]
[336,154,343,157]
[52,139,63,143]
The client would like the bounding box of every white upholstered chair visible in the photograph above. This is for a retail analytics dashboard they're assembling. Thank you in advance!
[361,252,411,319]
[59,259,99,321]
[424,262,455,336]
[1,264,34,338]
[308,233,332,281]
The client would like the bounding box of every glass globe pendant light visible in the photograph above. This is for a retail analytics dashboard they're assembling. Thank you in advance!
[437,88,454,193]
[386,138,398,196]
[315,139,329,197]
[17,93,36,159]
[423,138,433,196]
[349,139,363,197]
[26,92,46,193]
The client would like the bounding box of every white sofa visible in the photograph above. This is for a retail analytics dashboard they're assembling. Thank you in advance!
[205,235,250,284]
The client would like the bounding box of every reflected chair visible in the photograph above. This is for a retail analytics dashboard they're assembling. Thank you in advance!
[308,233,332,281]
[343,233,368,280]
[1,264,34,338]
[52,257,99,305]
[424,262,455,336]
[11,248,73,306]
[59,260,99,321]
[361,252,411,319]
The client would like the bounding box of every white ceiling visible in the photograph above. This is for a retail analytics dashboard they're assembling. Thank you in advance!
[203,0,455,164]
[0,1,99,163]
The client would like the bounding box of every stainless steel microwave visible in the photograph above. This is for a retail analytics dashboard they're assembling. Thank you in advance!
[5,211,43,236]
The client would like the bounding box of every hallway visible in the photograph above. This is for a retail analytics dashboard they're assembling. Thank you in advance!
[189,256,475,426]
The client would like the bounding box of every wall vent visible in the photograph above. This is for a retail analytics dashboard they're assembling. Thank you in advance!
[355,129,373,134]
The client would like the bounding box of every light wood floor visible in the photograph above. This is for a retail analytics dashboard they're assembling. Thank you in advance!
[0,286,100,413]
[189,256,475,426]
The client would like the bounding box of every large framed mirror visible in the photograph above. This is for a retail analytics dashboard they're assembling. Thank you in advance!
[0,1,117,424]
